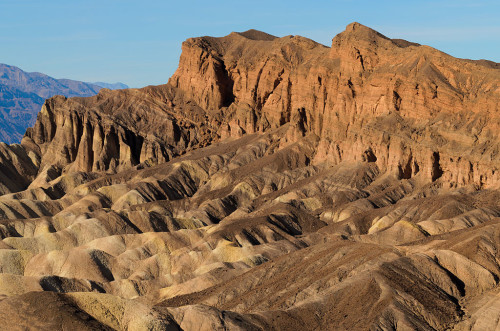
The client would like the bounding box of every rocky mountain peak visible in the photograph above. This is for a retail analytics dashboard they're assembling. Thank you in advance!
[237,29,277,41]
[330,22,412,71]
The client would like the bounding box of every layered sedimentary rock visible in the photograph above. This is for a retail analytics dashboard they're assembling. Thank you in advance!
[7,22,497,192]
[23,86,213,174]
[0,23,498,330]
[170,23,500,188]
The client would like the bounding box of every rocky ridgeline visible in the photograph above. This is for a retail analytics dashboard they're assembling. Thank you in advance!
[170,22,500,188]
[0,22,495,196]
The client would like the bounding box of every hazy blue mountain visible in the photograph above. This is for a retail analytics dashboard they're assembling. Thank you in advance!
[92,82,129,90]
[0,84,44,144]
[0,63,127,143]
[0,64,102,99]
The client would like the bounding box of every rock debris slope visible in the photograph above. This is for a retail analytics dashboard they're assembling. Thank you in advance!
[0,23,498,330]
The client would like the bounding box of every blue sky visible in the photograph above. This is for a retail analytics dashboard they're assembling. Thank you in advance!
[1,0,498,87]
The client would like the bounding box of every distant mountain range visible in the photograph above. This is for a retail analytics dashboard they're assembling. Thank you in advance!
[0,63,128,143]
[92,81,129,90]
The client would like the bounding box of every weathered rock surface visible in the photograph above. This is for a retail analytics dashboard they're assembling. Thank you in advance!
[170,22,500,188]
[0,23,498,330]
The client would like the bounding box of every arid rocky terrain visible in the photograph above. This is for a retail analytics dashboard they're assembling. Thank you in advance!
[0,23,499,330]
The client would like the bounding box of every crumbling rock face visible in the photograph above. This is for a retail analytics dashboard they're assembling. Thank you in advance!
[4,22,496,193]
[0,23,499,330]
[170,22,500,188]
[21,85,219,177]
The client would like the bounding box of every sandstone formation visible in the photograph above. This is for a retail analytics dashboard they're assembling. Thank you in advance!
[0,23,498,330]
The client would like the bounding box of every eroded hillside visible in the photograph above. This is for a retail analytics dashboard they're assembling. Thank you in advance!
[0,23,498,330]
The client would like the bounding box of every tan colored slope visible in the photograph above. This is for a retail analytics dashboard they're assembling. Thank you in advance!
[0,126,498,329]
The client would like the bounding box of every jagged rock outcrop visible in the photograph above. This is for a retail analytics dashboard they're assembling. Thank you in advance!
[8,22,497,193]
[0,23,498,330]
[19,85,219,176]
[170,22,500,188]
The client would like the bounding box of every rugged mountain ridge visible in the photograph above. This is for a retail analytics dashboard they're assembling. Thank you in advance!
[11,22,498,191]
[92,82,129,90]
[0,23,498,330]
[170,22,500,187]
[0,64,104,99]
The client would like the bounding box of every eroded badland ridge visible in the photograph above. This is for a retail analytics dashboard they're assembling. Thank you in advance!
[0,23,498,330]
